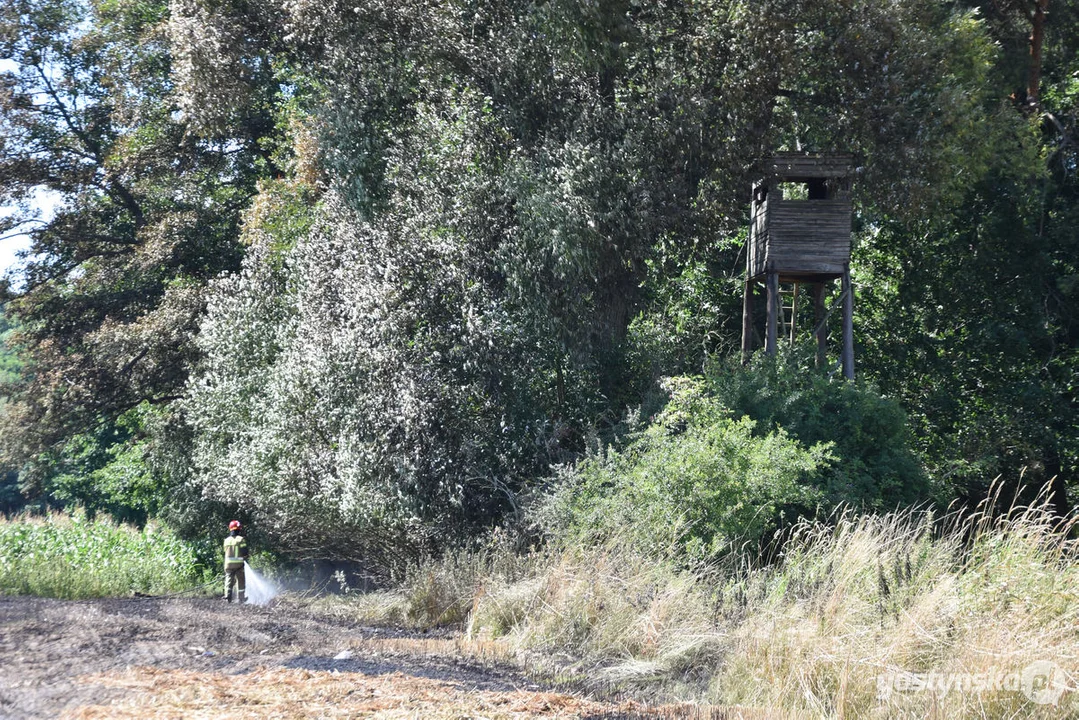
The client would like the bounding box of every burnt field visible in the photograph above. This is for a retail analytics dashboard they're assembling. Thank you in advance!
[0,595,727,719]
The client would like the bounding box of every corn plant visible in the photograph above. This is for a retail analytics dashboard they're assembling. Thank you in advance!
[0,510,211,599]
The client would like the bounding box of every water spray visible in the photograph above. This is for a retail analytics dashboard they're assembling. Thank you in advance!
[243,562,280,606]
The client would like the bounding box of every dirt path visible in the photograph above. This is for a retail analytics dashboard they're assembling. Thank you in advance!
[0,596,731,719]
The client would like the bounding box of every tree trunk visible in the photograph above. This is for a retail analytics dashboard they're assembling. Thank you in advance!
[841,267,854,380]
[1028,0,1048,105]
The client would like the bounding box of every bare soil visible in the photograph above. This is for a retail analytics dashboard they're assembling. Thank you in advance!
[0,595,733,719]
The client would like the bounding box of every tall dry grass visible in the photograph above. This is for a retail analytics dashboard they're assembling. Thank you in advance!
[380,486,1078,718]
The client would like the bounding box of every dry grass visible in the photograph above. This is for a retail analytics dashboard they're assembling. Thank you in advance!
[452,489,1079,718]
[231,488,1079,718]
[62,665,748,719]
[710,502,1079,718]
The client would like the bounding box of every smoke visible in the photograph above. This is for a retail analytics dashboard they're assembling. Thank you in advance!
[243,562,280,606]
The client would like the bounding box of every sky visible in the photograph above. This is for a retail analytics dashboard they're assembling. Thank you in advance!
[0,59,38,282]
[0,235,33,279]
[1,188,60,283]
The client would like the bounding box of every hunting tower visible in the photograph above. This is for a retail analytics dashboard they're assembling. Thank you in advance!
[741,153,855,379]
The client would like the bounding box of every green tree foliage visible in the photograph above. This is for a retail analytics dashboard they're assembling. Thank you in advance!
[174,0,1001,563]
[187,92,602,565]
[852,0,1079,508]
[0,0,277,507]
[0,302,23,514]
[0,306,20,387]
[537,376,830,561]
[624,258,747,414]
[33,405,165,525]
[857,163,1079,507]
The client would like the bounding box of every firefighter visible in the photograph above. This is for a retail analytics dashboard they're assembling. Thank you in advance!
[223,520,249,603]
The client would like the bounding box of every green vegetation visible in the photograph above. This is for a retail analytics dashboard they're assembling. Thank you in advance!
[0,511,211,599]
[0,307,20,388]
[0,0,1075,558]
[707,351,931,509]
[0,0,1076,711]
[535,356,930,565]
[540,376,830,561]
[1,0,1073,558]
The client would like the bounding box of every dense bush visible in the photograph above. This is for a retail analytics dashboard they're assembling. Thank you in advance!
[186,94,607,566]
[706,350,932,510]
[538,377,831,561]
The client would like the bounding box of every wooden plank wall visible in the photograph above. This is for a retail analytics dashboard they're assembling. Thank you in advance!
[764,198,850,275]
[749,192,768,277]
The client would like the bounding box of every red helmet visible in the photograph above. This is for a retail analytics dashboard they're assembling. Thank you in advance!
[228,520,241,531]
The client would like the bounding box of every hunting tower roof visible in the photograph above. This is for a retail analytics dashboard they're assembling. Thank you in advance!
[760,152,855,183]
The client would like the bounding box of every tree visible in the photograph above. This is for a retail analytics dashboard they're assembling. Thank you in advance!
[852,0,1079,511]
[175,0,1005,565]
[0,0,276,506]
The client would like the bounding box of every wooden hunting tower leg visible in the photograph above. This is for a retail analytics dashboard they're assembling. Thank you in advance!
[741,279,754,361]
[841,266,854,380]
[813,282,828,368]
[788,283,799,345]
[766,271,779,356]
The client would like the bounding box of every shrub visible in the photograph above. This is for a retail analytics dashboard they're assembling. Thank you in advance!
[706,349,932,510]
[537,376,831,562]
